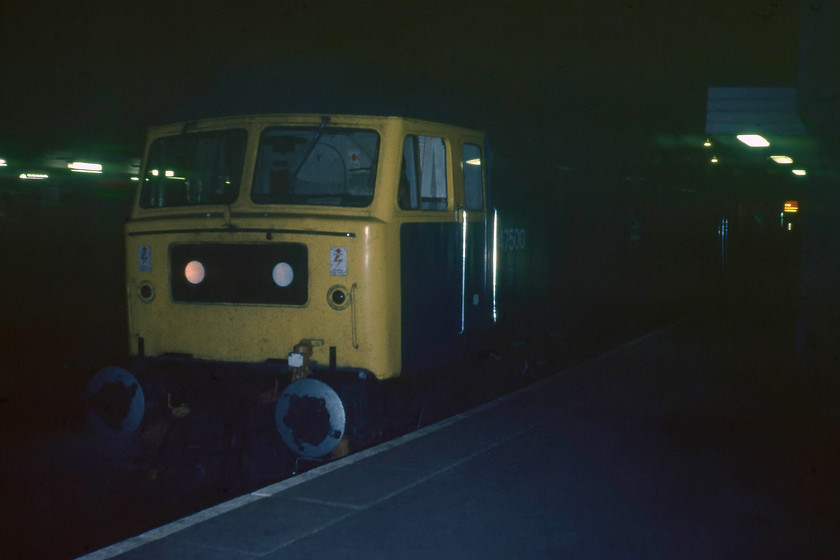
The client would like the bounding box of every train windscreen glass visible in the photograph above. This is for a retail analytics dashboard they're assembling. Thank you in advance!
[252,127,379,207]
[139,129,247,208]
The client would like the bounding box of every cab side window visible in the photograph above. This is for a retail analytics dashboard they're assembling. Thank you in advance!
[399,135,448,210]
[462,143,484,211]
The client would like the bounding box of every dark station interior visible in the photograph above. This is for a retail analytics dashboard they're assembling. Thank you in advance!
[1,2,839,558]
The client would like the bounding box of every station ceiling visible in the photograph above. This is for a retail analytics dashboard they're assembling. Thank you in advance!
[0,1,835,179]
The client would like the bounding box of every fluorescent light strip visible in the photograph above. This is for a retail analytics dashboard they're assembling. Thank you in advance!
[737,134,769,147]
[68,161,103,173]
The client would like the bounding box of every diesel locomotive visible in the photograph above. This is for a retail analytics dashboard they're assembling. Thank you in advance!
[87,113,554,460]
[87,109,745,470]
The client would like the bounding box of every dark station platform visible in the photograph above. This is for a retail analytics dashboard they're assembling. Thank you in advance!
[77,286,840,560]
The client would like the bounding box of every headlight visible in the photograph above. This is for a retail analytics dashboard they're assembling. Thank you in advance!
[184,260,205,284]
[272,262,294,287]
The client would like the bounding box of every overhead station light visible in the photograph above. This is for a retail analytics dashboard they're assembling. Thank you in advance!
[0,159,7,167]
[68,161,103,173]
[20,173,48,180]
[792,169,807,176]
[770,155,793,164]
[737,134,770,147]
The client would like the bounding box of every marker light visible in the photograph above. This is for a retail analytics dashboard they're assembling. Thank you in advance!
[272,262,294,287]
[138,281,155,303]
[184,260,205,284]
[327,285,350,310]
[737,134,770,147]
[770,155,793,164]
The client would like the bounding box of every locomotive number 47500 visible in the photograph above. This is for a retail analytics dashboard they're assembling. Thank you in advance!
[501,228,526,252]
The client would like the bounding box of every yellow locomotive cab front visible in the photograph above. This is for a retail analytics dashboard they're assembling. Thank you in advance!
[125,115,404,381]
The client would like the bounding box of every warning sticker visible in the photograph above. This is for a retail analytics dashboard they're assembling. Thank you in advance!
[138,245,151,272]
[330,247,347,276]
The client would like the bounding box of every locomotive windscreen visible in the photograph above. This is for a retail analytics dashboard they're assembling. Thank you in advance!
[139,129,247,208]
[251,127,379,207]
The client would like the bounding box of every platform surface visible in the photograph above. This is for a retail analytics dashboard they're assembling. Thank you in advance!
[79,300,840,560]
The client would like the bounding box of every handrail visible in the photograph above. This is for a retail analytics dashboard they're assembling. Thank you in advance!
[458,206,467,334]
[492,208,498,323]
[350,283,359,349]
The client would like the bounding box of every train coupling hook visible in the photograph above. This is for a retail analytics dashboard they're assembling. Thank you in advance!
[288,339,324,381]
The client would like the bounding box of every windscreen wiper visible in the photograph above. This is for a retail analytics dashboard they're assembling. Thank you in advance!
[292,116,331,178]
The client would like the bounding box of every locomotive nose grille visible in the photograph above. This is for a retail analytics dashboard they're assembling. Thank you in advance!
[170,243,308,305]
